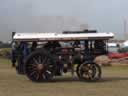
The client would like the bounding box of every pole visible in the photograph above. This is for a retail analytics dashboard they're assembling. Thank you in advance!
[124,19,127,40]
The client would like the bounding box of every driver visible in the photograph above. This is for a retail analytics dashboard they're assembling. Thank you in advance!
[44,41,61,49]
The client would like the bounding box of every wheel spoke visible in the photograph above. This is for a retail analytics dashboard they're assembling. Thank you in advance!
[33,58,39,64]
[35,72,40,81]
[28,68,37,72]
[42,74,46,79]
[30,71,37,76]
[38,55,42,64]
[30,64,37,67]
[42,57,48,64]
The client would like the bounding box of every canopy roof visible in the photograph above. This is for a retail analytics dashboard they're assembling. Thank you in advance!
[13,32,114,42]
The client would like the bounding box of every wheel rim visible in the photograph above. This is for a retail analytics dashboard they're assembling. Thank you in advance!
[78,63,101,81]
[93,64,101,81]
[25,53,53,82]
[80,64,95,80]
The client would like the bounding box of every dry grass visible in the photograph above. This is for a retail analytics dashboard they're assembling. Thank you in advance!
[1,58,128,96]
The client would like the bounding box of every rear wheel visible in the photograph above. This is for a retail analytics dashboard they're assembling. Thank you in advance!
[25,50,55,82]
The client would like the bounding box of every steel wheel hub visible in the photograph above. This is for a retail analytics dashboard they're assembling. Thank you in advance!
[36,64,44,71]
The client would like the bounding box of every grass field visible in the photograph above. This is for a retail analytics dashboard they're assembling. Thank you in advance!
[1,58,128,96]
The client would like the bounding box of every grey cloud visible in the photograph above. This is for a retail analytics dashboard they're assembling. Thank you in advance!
[0,0,128,41]
[0,16,88,41]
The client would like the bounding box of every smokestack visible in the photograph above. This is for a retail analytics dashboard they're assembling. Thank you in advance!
[12,32,16,38]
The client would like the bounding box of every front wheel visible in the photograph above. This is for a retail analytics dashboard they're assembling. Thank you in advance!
[76,62,101,82]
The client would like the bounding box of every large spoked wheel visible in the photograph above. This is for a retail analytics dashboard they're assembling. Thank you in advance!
[76,62,101,82]
[25,50,55,82]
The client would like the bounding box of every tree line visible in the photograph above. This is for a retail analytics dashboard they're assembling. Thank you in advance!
[0,41,11,48]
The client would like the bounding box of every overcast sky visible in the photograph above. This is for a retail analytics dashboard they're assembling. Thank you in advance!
[0,0,128,41]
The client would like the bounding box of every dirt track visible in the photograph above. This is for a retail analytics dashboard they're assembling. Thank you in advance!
[1,58,128,96]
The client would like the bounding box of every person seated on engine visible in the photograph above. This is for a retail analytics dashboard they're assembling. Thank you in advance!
[44,41,52,49]
[73,40,80,47]
[94,40,105,49]
[52,41,61,49]
[94,40,106,54]
[44,41,61,49]
[31,41,37,52]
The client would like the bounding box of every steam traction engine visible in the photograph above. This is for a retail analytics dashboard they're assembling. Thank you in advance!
[11,30,114,82]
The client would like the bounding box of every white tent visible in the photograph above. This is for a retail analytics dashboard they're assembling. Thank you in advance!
[107,43,117,47]
[122,40,128,47]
